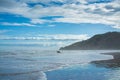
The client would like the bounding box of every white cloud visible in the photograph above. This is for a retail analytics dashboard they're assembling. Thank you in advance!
[0,34,89,40]
[39,34,89,40]
[0,34,89,47]
[0,30,11,34]
[0,30,12,40]
[48,24,55,27]
[31,19,48,24]
[0,0,120,28]
[2,22,35,27]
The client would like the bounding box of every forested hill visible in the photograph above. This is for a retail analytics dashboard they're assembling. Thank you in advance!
[60,32,120,50]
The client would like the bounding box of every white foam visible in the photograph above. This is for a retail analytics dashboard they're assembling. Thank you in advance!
[38,71,47,80]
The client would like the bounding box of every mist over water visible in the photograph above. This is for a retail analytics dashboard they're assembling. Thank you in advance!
[0,40,120,80]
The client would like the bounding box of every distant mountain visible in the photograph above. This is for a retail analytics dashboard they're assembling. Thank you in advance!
[60,32,120,50]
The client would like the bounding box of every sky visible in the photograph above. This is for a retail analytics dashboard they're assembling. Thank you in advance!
[0,0,120,40]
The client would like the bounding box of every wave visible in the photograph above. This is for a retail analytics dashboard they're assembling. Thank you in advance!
[0,71,47,80]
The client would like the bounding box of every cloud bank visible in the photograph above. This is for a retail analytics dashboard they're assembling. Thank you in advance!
[0,34,89,47]
[0,30,11,34]
[0,0,120,28]
[2,22,35,27]
[0,34,89,40]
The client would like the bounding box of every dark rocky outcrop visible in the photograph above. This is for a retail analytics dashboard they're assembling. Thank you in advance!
[91,52,120,68]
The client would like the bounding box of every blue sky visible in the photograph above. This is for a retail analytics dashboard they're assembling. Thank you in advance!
[0,0,120,40]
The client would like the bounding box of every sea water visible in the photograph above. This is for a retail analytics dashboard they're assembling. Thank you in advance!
[0,40,120,80]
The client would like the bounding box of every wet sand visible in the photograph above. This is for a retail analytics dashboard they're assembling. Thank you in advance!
[91,52,120,68]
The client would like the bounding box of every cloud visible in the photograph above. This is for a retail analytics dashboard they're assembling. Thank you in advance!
[0,30,12,40]
[0,0,120,28]
[0,30,11,34]
[0,33,89,47]
[0,34,89,40]
[30,19,48,24]
[2,22,35,27]
[0,34,89,47]
[48,24,55,27]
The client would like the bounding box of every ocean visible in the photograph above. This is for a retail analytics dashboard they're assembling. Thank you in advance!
[0,40,120,80]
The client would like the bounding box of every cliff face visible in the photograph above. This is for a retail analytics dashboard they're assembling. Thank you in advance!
[60,32,120,50]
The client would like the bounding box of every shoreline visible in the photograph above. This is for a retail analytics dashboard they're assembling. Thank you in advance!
[45,52,120,80]
[91,52,120,68]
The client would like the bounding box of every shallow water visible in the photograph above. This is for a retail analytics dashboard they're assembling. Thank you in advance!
[0,40,120,80]
[46,63,120,80]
